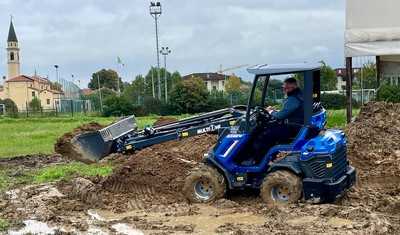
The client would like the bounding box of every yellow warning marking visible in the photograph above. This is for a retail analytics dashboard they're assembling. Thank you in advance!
[126,145,133,150]
[181,132,189,137]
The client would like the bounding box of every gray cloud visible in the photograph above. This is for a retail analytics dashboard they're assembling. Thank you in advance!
[0,0,345,86]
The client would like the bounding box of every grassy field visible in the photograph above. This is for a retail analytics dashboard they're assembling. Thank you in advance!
[0,116,163,158]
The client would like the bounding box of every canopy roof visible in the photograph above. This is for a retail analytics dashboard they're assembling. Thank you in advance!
[345,0,400,57]
[247,63,321,76]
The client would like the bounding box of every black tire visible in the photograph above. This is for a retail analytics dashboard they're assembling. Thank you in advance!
[183,164,226,203]
[260,170,302,206]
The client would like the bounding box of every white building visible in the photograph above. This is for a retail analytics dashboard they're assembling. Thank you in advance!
[182,73,227,93]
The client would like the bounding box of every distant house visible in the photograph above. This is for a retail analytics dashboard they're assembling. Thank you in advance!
[0,75,63,111]
[81,88,94,96]
[182,73,227,92]
[335,68,360,91]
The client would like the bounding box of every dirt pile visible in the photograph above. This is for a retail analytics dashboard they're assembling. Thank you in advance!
[346,102,400,180]
[100,134,217,201]
[54,122,103,162]
[153,116,179,126]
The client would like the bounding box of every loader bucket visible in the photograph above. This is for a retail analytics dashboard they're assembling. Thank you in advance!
[71,131,114,162]
[69,116,138,163]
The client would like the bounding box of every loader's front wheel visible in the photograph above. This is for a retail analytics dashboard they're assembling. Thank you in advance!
[183,165,226,203]
[260,170,302,206]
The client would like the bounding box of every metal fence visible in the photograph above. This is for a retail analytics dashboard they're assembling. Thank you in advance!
[1,99,97,118]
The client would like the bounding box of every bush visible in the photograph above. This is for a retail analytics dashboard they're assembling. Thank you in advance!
[321,93,359,110]
[0,98,18,117]
[321,93,346,109]
[102,96,134,117]
[377,85,400,103]
[29,97,42,112]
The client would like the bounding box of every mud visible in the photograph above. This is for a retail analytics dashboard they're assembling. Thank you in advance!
[2,102,400,234]
[346,102,400,181]
[0,154,67,170]
[153,117,179,127]
[100,134,217,203]
[54,122,104,163]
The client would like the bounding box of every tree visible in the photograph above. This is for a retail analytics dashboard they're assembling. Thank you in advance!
[320,62,338,91]
[356,62,377,89]
[377,84,400,103]
[83,88,117,112]
[170,77,209,114]
[123,75,146,105]
[29,97,41,111]
[0,98,18,117]
[88,69,122,91]
[50,82,62,91]
[267,79,284,104]
[225,75,242,105]
[294,62,337,91]
[102,96,134,117]
[225,75,241,94]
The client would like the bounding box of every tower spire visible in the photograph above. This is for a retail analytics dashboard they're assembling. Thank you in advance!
[8,17,18,42]
[7,16,20,79]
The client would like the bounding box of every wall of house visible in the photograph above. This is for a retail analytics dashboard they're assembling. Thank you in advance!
[5,82,30,110]
[205,80,225,92]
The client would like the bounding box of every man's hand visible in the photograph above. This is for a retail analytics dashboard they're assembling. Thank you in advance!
[265,106,275,114]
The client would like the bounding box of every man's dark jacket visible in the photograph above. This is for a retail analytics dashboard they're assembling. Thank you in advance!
[271,88,304,125]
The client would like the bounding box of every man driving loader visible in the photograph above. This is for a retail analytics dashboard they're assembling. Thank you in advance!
[252,77,304,161]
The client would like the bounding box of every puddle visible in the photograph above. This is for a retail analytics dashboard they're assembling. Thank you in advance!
[8,220,56,235]
[92,204,265,234]
[112,223,144,235]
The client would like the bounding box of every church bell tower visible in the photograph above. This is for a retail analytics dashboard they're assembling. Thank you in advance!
[7,18,20,79]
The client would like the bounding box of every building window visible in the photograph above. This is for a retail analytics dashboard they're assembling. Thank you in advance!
[47,99,50,105]
[10,52,14,61]
[213,86,217,90]
[32,91,35,97]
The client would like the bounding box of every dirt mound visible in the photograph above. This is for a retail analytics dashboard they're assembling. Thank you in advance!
[100,134,217,201]
[54,122,103,162]
[346,102,400,180]
[153,116,179,126]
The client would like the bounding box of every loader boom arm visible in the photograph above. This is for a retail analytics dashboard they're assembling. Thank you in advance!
[70,106,246,162]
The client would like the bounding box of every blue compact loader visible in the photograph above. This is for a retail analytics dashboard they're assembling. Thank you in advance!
[67,63,356,205]
[182,63,356,205]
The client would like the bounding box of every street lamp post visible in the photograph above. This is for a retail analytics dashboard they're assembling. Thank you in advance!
[160,46,171,102]
[54,65,59,84]
[150,1,162,100]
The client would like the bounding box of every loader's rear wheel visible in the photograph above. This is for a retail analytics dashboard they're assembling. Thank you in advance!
[183,165,226,203]
[260,170,302,206]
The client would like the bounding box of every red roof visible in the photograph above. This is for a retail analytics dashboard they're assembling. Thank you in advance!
[81,88,94,96]
[6,75,33,82]
[183,73,227,81]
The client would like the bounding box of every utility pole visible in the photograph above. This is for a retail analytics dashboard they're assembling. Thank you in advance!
[150,1,162,100]
[97,74,103,112]
[151,68,155,98]
[160,46,171,102]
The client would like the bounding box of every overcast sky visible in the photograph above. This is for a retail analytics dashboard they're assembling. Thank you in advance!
[0,0,345,87]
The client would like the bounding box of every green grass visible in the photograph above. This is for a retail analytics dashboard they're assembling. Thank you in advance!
[326,109,360,128]
[33,162,113,183]
[0,218,9,232]
[0,162,113,192]
[0,115,182,158]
